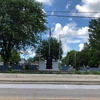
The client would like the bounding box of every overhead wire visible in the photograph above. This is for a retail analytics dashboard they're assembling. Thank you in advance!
[46,10,100,13]
[46,10,100,18]
[46,15,100,18]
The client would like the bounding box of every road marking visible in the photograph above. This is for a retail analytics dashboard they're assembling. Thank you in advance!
[64,85,68,88]
[0,98,99,100]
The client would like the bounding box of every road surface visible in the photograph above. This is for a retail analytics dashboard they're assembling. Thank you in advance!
[0,84,100,99]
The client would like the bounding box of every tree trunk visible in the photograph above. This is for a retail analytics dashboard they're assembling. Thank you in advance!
[1,51,11,66]
[3,59,9,66]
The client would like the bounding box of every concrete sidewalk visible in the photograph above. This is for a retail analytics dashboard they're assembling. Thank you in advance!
[0,73,100,84]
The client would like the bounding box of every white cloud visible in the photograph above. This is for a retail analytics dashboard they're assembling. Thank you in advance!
[53,22,89,56]
[66,1,72,10]
[79,43,84,51]
[36,0,54,6]
[53,22,88,40]
[75,0,100,17]
[77,27,89,36]
[62,43,71,57]
[66,4,70,9]
[67,39,81,44]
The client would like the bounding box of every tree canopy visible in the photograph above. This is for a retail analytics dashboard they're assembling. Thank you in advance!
[0,50,21,64]
[27,56,39,62]
[88,18,100,67]
[0,0,47,65]
[61,50,76,66]
[36,37,63,61]
[89,18,100,51]
[61,43,91,68]
[9,50,21,64]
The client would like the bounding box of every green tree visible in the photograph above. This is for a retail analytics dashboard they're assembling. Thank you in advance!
[0,0,47,65]
[77,43,90,66]
[77,50,90,67]
[87,49,100,67]
[36,37,63,61]
[61,56,67,66]
[89,18,100,51]
[83,43,89,50]
[61,50,77,66]
[27,56,39,62]
[0,50,21,64]
[88,18,100,67]
[9,50,21,64]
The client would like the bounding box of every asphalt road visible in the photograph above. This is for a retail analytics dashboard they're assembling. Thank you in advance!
[0,84,100,99]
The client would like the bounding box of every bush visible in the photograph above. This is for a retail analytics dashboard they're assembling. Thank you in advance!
[83,71,90,74]
[92,71,100,75]
[11,70,17,73]
[55,72,62,74]
[4,70,11,73]
[74,71,82,74]
[74,71,90,74]
[20,70,26,73]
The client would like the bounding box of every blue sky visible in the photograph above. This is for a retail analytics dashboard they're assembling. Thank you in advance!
[22,0,100,59]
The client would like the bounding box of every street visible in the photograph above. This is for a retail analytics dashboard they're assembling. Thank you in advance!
[0,84,100,99]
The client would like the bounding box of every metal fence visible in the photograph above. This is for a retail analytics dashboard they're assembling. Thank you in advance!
[0,65,38,71]
[0,65,100,72]
[61,66,73,72]
[61,66,100,72]
[0,66,8,71]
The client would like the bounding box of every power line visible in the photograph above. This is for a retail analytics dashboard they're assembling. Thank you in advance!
[46,15,100,18]
[46,11,100,13]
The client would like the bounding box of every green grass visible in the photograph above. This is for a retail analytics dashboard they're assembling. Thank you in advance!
[92,71,100,75]
[74,71,90,74]
[4,70,11,73]
[74,71,82,74]
[82,71,90,74]
[2,69,100,75]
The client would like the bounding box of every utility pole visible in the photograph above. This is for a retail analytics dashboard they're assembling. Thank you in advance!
[49,27,51,56]
[59,34,61,68]
[74,52,76,70]
[39,33,42,68]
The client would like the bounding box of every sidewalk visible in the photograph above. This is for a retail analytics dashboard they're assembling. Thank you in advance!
[0,73,100,84]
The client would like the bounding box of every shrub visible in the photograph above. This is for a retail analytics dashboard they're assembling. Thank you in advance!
[92,71,100,75]
[74,71,82,74]
[11,70,17,73]
[4,70,11,73]
[20,70,26,73]
[83,71,90,74]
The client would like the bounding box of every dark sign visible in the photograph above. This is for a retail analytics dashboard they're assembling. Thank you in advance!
[46,55,52,69]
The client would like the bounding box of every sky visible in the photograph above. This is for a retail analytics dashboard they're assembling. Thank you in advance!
[22,0,100,59]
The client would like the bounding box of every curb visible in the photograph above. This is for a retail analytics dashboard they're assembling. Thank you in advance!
[0,74,100,84]
[0,78,100,84]
[0,73,100,78]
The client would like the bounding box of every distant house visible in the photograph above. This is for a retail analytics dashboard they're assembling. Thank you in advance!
[24,61,39,66]
[0,61,3,65]
[19,59,27,65]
